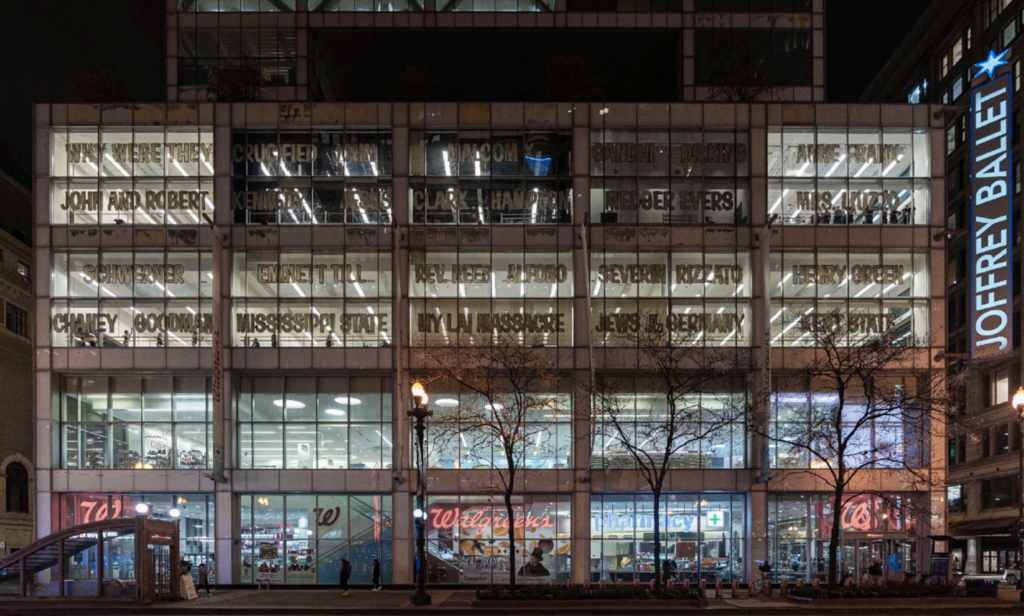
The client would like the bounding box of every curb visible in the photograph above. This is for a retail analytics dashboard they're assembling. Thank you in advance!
[0,601,1022,616]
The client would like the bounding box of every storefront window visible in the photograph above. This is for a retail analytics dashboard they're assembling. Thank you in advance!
[50,127,213,226]
[423,383,571,469]
[694,0,811,11]
[590,131,750,225]
[239,494,392,584]
[769,251,929,347]
[179,0,297,10]
[409,251,573,347]
[568,0,684,10]
[440,0,555,10]
[61,376,212,470]
[410,131,572,225]
[61,493,214,580]
[231,251,392,347]
[590,493,745,583]
[179,29,297,88]
[767,493,921,582]
[51,250,213,347]
[311,0,423,9]
[767,128,930,226]
[590,251,751,347]
[237,376,392,470]
[231,130,392,225]
[425,494,570,584]
[592,376,746,470]
[770,375,928,469]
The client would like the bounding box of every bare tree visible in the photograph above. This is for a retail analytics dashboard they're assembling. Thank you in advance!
[706,63,775,103]
[206,65,263,102]
[588,313,748,588]
[66,65,130,103]
[758,307,959,586]
[423,334,564,593]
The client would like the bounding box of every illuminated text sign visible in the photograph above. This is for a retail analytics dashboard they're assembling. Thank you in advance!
[971,73,1013,359]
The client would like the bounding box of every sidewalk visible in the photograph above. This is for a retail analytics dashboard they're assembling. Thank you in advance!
[1,588,1023,615]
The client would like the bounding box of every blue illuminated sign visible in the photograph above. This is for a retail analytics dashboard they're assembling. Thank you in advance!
[970,63,1013,359]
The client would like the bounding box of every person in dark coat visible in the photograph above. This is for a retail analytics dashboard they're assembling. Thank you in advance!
[868,560,883,585]
[662,558,677,584]
[197,562,211,595]
[339,558,352,595]
[372,558,382,591]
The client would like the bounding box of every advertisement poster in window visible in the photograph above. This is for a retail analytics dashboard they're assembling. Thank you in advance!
[427,500,568,585]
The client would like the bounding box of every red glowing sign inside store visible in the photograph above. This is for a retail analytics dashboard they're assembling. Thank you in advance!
[429,507,555,534]
[77,498,130,524]
[816,496,908,535]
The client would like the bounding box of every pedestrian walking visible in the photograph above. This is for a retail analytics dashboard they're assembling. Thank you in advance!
[339,558,352,595]
[197,562,211,596]
[372,558,382,591]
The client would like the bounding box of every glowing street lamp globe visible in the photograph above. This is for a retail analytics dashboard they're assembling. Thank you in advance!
[411,381,428,405]
[1013,388,1024,413]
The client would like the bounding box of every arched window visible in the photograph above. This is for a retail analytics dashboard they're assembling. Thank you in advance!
[5,463,28,513]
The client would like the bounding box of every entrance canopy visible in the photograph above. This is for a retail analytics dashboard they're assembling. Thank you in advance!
[0,517,180,600]
[949,518,1016,537]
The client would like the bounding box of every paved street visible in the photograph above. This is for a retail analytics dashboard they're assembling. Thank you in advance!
[3,588,1024,615]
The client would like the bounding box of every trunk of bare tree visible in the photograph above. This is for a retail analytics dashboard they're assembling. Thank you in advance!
[828,485,844,588]
[505,489,517,594]
[653,486,662,589]
[504,461,518,594]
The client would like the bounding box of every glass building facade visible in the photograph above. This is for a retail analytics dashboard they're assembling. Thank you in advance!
[60,376,212,470]
[239,494,392,585]
[767,493,923,582]
[60,493,215,579]
[33,101,945,588]
[425,494,571,584]
[590,493,745,583]
[236,376,392,470]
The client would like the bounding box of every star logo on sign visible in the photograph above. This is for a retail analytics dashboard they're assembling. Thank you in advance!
[974,49,1011,81]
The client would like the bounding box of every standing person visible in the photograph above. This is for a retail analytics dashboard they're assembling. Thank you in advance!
[868,560,883,586]
[197,562,211,596]
[372,558,382,591]
[339,558,351,596]
[759,561,772,596]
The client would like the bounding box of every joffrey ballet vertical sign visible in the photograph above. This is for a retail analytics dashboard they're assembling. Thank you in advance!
[971,50,1013,359]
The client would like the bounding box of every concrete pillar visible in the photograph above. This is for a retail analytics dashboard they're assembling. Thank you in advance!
[749,488,768,583]
[966,538,978,575]
[572,490,591,584]
[215,489,233,585]
[392,490,412,585]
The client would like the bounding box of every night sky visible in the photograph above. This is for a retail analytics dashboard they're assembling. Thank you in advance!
[0,0,931,189]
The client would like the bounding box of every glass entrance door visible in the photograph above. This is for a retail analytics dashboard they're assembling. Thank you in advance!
[848,539,898,584]
[857,541,886,582]
[840,543,856,582]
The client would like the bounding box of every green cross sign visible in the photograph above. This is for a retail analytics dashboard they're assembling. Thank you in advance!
[708,513,721,526]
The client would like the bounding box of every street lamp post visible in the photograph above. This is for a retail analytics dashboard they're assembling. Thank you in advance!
[1013,388,1024,601]
[409,381,433,606]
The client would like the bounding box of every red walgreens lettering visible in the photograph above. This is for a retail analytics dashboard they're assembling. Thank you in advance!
[429,507,554,532]
[313,506,341,527]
